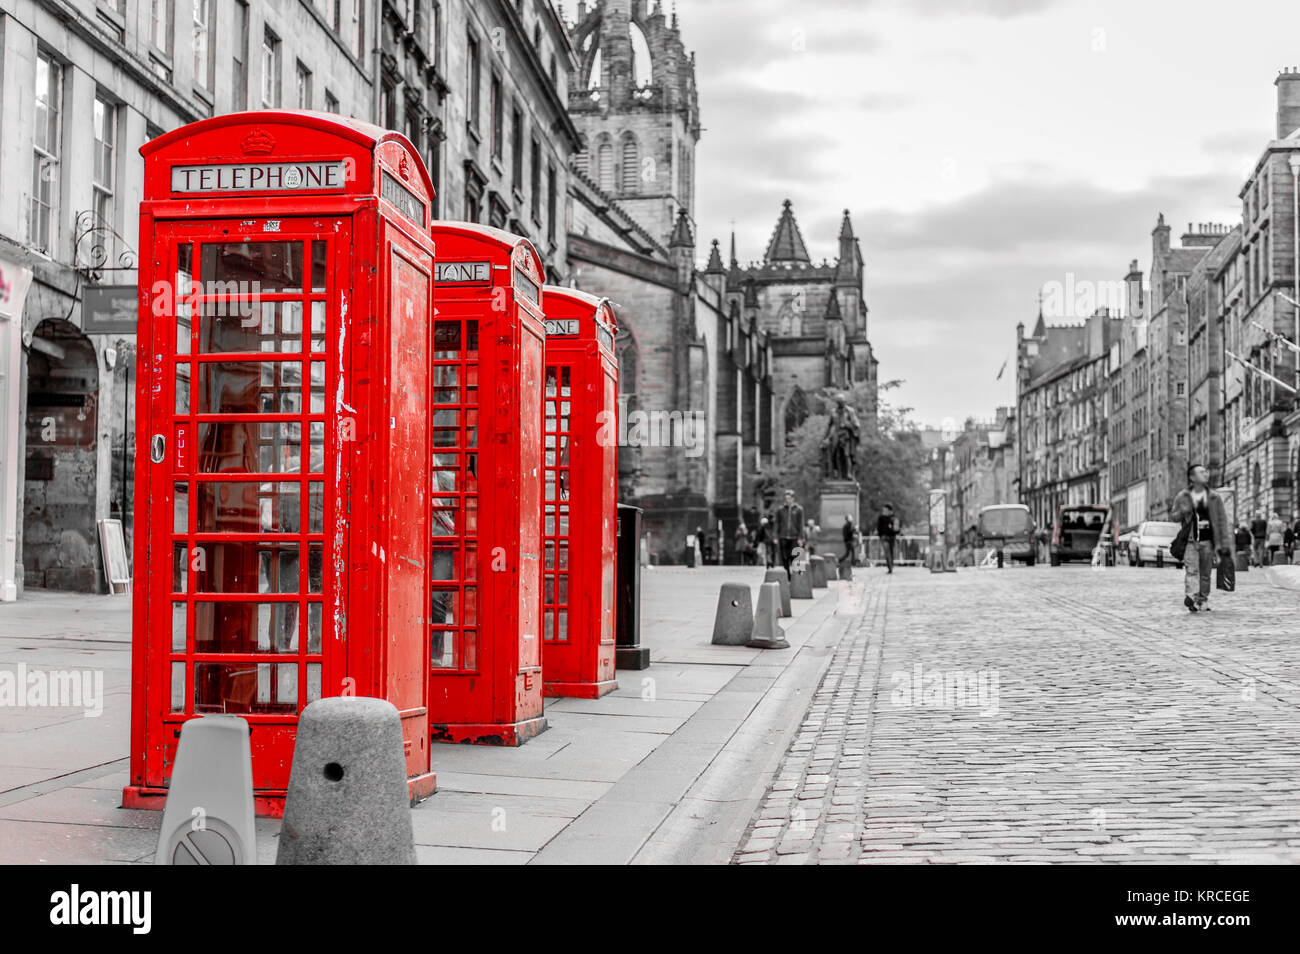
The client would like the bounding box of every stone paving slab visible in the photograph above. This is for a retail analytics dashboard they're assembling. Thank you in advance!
[736,565,1300,864]
[0,568,843,864]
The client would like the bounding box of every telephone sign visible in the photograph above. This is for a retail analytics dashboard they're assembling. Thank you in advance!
[170,161,348,193]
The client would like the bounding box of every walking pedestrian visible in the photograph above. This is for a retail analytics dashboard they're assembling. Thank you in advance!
[876,503,900,574]
[754,516,774,568]
[1235,524,1252,561]
[774,490,805,575]
[1284,522,1295,565]
[1267,511,1285,566]
[842,515,858,567]
[1171,463,1232,612]
[734,522,751,566]
[1251,511,1268,567]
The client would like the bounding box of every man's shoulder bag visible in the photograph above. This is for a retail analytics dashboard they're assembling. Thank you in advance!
[1169,518,1191,562]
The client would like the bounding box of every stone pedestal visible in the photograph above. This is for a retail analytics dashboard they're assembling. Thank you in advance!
[817,480,860,557]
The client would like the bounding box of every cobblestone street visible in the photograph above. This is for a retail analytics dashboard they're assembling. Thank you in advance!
[735,564,1300,864]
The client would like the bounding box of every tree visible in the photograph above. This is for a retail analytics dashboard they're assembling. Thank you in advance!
[775,413,830,511]
[773,380,929,532]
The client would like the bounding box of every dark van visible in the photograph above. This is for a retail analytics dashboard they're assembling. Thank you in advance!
[977,504,1036,565]
[1050,504,1111,565]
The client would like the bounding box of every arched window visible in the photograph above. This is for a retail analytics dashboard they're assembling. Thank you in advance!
[776,299,801,337]
[784,387,808,443]
[621,136,638,192]
[587,47,602,89]
[596,139,614,192]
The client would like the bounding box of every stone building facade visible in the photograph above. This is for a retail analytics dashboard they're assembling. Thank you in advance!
[940,408,1016,547]
[1222,71,1300,527]
[564,0,784,562]
[728,201,877,454]
[1106,260,1147,528]
[377,0,579,279]
[1015,309,1119,531]
[562,0,878,562]
[1186,225,1241,482]
[0,0,374,598]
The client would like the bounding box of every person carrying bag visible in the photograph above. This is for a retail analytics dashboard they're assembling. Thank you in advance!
[1170,463,1233,612]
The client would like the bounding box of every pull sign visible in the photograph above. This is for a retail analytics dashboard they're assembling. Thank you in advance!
[151,434,165,463]
[173,423,190,473]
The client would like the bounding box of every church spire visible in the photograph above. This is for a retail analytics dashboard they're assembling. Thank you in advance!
[669,207,694,248]
[705,238,725,273]
[762,199,811,265]
[838,208,854,240]
[1032,291,1047,339]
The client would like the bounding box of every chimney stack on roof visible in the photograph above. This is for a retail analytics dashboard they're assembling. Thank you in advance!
[1276,68,1300,139]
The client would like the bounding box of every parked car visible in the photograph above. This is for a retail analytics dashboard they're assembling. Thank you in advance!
[1050,504,1111,565]
[977,504,1036,565]
[1129,521,1183,567]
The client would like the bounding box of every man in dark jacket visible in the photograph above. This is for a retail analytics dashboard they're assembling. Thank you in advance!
[842,516,859,567]
[774,490,805,575]
[1250,511,1268,567]
[876,504,900,573]
[1172,464,1232,612]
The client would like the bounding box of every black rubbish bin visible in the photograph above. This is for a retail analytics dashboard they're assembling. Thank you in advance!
[616,504,650,669]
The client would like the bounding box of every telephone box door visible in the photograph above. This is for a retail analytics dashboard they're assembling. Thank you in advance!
[140,219,349,795]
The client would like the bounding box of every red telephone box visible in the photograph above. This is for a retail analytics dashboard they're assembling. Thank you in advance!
[539,287,619,698]
[126,111,437,815]
[426,223,547,745]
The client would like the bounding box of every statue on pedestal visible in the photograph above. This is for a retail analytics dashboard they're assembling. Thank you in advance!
[821,395,860,481]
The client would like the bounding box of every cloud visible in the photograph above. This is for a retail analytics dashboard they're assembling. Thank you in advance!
[904,0,1066,17]
[860,170,1245,257]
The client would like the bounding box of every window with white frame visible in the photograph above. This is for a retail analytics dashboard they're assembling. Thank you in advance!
[296,61,312,109]
[261,28,281,107]
[152,0,174,55]
[92,94,117,237]
[193,0,216,91]
[232,1,249,110]
[30,50,62,255]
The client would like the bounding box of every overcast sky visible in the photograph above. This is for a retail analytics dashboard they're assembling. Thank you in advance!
[564,0,1300,429]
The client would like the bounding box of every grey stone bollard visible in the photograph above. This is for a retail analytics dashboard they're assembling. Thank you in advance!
[823,554,839,581]
[711,582,754,646]
[789,563,814,599]
[840,559,854,581]
[763,567,792,617]
[155,715,256,865]
[748,582,790,650]
[809,555,827,588]
[277,697,417,865]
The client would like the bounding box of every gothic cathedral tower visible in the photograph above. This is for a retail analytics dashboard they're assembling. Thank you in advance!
[567,0,702,248]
